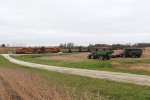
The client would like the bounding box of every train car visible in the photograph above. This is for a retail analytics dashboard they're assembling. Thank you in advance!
[45,48,60,53]
[15,48,34,54]
[15,47,60,54]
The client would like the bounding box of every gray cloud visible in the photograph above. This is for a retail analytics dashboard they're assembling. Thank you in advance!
[0,0,150,46]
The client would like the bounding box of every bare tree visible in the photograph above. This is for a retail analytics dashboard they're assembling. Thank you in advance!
[59,43,75,49]
[1,44,5,48]
[67,43,74,48]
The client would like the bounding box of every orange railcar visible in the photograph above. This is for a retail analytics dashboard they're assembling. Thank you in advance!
[16,47,60,54]
[45,48,60,53]
[16,48,34,54]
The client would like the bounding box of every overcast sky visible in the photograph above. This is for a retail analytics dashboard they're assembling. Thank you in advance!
[0,0,150,46]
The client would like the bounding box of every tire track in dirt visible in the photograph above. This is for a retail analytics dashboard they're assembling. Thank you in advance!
[2,54,150,86]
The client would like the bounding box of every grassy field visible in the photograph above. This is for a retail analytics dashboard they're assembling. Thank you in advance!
[1,56,150,100]
[12,55,150,76]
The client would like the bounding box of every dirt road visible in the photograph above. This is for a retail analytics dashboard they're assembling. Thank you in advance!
[2,54,150,86]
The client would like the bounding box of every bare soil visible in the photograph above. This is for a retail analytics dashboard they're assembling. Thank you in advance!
[0,47,14,54]
[0,67,71,100]
[39,53,90,62]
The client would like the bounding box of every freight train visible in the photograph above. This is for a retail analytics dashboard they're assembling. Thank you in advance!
[15,47,60,54]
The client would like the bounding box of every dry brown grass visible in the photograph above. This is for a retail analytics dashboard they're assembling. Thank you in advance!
[111,62,121,68]
[111,62,150,72]
[123,64,150,72]
[0,47,14,54]
[0,67,71,100]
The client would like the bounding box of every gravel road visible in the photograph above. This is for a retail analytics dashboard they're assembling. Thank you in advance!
[2,54,150,86]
